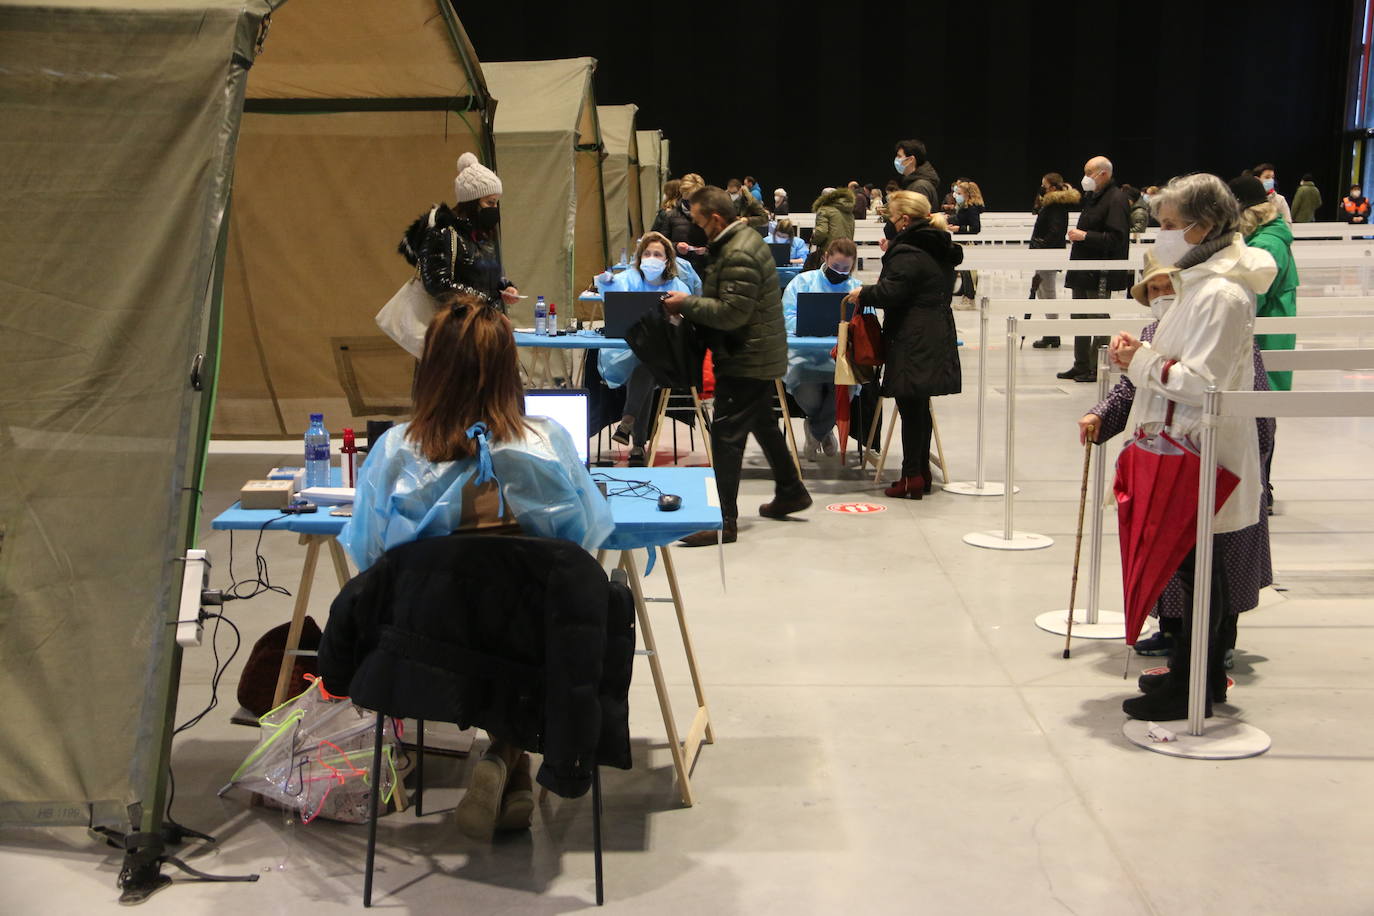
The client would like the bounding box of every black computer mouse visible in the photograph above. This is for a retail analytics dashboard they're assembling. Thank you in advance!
[657,493,682,512]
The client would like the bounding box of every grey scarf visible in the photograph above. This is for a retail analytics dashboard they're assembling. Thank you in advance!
[1174,231,1238,271]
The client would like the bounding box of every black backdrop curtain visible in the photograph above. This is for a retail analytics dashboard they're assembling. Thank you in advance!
[459,0,1354,219]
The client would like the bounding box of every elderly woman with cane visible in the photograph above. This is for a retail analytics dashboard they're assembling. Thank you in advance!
[1079,174,1275,721]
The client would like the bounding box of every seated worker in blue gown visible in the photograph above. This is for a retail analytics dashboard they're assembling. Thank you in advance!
[780,238,861,458]
[764,218,809,265]
[341,293,613,572]
[338,292,613,840]
[593,231,697,464]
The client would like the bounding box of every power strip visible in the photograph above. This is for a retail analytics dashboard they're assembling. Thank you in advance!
[176,550,223,647]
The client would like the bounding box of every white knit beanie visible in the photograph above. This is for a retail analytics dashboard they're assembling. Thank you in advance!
[454,151,502,202]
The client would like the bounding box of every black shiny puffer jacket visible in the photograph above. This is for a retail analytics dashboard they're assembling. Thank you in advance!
[399,204,510,310]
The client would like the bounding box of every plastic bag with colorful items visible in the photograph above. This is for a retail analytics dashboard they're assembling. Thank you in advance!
[222,675,400,824]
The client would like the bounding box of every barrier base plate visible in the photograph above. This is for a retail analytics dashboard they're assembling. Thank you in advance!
[963,530,1053,551]
[943,481,1019,497]
[1122,716,1271,760]
[1036,609,1126,639]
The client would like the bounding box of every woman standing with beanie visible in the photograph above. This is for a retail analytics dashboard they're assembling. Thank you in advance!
[398,152,519,310]
[843,191,962,498]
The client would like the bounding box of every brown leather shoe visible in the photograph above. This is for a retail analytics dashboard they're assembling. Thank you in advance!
[679,520,736,547]
[759,488,812,519]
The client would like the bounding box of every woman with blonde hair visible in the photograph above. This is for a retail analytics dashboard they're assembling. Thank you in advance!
[658,172,709,267]
[948,179,984,309]
[842,191,963,497]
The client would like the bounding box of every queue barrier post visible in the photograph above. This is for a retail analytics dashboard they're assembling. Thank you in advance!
[946,296,1007,496]
[963,316,1053,551]
[1035,345,1126,638]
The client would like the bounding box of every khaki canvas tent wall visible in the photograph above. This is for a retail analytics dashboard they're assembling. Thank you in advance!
[218,0,494,436]
[597,104,642,261]
[0,0,272,865]
[637,127,664,234]
[661,137,671,183]
[483,59,609,322]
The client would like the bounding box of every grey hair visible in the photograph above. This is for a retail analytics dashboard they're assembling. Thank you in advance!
[1149,173,1240,240]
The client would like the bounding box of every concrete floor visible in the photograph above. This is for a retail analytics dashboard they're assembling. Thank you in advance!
[4,272,1373,914]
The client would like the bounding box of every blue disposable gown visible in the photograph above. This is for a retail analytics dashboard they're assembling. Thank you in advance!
[594,266,694,387]
[764,232,809,264]
[340,418,614,570]
[781,268,861,392]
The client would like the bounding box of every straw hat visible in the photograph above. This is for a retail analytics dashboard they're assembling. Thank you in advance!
[1129,249,1177,306]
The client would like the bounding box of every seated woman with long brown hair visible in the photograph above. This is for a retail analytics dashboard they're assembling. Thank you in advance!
[339,293,613,838]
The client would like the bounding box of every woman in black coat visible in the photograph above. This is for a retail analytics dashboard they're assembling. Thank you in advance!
[845,189,963,498]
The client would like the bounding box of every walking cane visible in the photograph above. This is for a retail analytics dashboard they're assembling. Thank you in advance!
[1062,425,1096,658]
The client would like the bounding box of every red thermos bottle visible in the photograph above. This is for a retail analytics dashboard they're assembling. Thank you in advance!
[341,427,358,488]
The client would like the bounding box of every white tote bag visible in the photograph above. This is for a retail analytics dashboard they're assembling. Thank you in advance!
[375,206,447,358]
[376,276,436,359]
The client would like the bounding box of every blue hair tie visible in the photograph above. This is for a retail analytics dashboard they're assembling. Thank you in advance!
[465,422,505,517]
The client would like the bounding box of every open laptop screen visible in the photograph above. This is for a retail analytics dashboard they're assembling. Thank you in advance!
[524,389,589,464]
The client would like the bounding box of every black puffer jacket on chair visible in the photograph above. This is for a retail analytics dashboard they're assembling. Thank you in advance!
[318,535,635,799]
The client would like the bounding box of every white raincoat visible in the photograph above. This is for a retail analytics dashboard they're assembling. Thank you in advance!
[1124,236,1277,533]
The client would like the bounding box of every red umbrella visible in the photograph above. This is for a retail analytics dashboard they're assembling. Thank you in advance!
[1113,426,1239,644]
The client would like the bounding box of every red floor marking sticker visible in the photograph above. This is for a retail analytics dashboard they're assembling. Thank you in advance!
[825,502,887,515]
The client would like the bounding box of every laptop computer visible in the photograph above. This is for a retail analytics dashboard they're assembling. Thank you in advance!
[768,242,792,267]
[524,389,590,465]
[794,292,853,337]
[602,291,662,339]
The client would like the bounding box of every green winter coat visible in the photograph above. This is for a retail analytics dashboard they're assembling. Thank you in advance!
[1245,216,1299,390]
[680,221,787,380]
[1290,181,1322,223]
[811,187,856,252]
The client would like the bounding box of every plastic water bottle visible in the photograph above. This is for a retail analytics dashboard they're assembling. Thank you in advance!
[304,413,331,488]
[534,295,548,336]
[547,301,558,336]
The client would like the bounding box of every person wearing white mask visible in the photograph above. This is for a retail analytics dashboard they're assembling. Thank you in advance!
[594,232,695,464]
[1060,155,1131,382]
[1086,173,1277,722]
[780,239,862,458]
[1250,162,1292,224]
[1078,248,1277,686]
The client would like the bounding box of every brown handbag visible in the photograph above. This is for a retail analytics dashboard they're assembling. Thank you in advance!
[236,617,323,716]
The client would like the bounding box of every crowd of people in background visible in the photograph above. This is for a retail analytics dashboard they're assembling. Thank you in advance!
[382,131,1359,736]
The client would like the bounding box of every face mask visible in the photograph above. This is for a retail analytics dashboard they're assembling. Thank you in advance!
[1261,178,1275,192]
[893,156,907,175]
[1080,174,1097,193]
[638,256,666,281]
[1141,193,1151,206]
[477,205,500,230]
[823,265,851,285]
[1152,224,1196,265]
[729,191,740,201]
[954,192,965,205]
[883,220,898,240]
[1149,294,1176,322]
[1354,190,1363,199]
